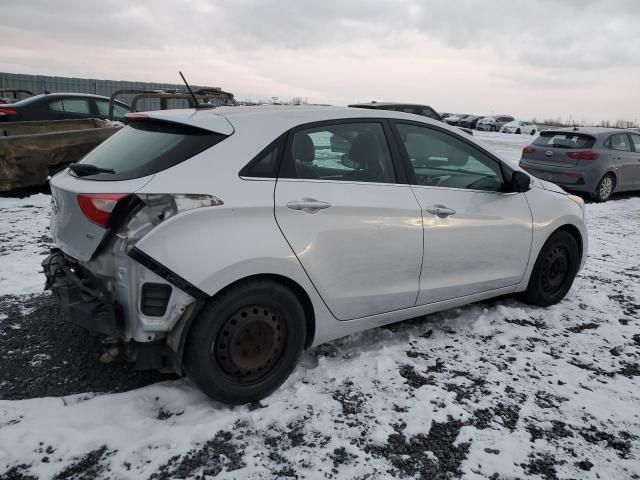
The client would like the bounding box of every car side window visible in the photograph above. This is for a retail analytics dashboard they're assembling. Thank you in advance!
[396,123,504,192]
[630,134,640,153]
[96,100,129,119]
[282,122,396,184]
[241,142,282,178]
[610,134,631,152]
[62,98,91,114]
[48,100,64,112]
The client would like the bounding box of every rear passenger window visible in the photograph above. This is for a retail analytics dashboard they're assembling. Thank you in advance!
[630,134,640,152]
[610,134,631,152]
[62,99,91,114]
[241,142,282,178]
[49,100,64,112]
[281,123,396,184]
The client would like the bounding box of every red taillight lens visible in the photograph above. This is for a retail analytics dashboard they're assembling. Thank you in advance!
[566,151,599,161]
[0,108,17,115]
[522,146,536,154]
[77,194,128,228]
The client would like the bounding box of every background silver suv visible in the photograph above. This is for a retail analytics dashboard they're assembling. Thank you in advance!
[519,127,640,201]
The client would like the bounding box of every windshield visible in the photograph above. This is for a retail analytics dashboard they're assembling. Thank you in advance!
[76,120,227,181]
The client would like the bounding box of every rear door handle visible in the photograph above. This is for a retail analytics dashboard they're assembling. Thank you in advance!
[286,199,332,213]
[425,204,456,218]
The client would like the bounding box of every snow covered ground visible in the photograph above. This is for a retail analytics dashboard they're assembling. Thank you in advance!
[1,131,639,479]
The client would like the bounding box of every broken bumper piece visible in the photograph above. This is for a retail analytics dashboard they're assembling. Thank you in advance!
[42,248,120,337]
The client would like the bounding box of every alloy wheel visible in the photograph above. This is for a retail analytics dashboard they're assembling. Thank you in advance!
[599,176,613,200]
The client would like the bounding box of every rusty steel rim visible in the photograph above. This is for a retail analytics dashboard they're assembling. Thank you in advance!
[213,305,286,383]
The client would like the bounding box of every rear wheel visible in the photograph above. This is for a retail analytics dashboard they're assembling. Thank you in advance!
[520,231,580,306]
[590,173,615,202]
[184,279,306,404]
[516,128,521,134]
[530,129,536,135]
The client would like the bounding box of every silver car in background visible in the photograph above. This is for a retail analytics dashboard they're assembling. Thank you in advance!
[43,106,587,404]
[519,127,640,201]
[476,115,515,132]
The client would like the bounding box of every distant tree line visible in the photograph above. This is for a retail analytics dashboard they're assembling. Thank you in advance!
[530,117,638,128]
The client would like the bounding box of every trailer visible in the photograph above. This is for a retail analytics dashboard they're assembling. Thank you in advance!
[0,118,119,192]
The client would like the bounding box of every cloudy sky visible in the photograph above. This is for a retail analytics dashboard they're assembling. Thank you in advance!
[1,0,639,123]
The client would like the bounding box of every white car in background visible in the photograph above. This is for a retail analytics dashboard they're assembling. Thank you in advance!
[43,106,587,404]
[502,120,538,135]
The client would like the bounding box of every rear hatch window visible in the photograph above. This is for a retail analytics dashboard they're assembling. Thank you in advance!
[73,120,226,181]
[533,132,596,149]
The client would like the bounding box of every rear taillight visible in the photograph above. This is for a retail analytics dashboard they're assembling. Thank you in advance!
[566,151,599,161]
[77,194,129,228]
[0,108,17,115]
[522,146,536,154]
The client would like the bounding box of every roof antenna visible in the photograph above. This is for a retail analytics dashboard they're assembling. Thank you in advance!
[179,71,214,110]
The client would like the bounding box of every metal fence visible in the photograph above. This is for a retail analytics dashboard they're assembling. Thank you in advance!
[0,72,226,111]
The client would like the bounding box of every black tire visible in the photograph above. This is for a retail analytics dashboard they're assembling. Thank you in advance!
[491,125,497,132]
[520,231,580,307]
[590,173,615,202]
[516,128,521,134]
[184,279,306,404]
[530,129,536,135]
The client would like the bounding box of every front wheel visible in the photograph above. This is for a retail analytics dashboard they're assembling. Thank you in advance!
[184,279,306,404]
[590,173,615,202]
[516,128,521,134]
[520,231,580,306]
[530,129,536,135]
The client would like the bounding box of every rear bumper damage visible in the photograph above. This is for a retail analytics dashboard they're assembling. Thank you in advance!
[42,249,120,337]
[42,248,194,371]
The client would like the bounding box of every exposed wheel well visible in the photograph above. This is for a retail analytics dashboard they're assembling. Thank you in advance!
[206,274,315,349]
[555,224,583,261]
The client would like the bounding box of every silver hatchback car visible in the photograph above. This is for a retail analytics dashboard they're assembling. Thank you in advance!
[520,127,640,201]
[44,106,587,404]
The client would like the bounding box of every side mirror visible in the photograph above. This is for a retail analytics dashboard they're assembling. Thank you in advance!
[511,171,531,192]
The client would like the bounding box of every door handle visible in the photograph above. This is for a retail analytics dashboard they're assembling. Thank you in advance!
[425,204,456,218]
[286,199,332,213]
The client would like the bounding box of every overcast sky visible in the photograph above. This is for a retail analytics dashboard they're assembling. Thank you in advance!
[1,0,639,122]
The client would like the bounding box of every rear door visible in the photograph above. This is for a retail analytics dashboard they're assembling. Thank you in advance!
[274,120,423,320]
[392,121,532,304]
[611,133,640,189]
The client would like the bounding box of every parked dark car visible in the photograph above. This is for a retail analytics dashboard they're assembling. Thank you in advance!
[459,115,482,129]
[0,93,131,122]
[349,102,442,120]
[349,102,473,135]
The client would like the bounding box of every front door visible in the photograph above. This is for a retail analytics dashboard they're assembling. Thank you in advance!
[392,121,533,305]
[274,121,423,320]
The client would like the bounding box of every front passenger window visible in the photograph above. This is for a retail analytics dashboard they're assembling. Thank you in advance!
[396,123,504,192]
